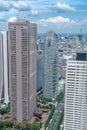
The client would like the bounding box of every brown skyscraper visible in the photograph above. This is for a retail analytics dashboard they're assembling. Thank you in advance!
[8,17,37,122]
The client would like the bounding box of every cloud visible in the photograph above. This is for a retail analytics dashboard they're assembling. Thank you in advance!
[37,16,77,33]
[29,10,39,16]
[12,1,31,11]
[39,16,75,24]
[80,19,87,24]
[54,3,75,12]
[8,8,18,15]
[0,17,6,22]
[0,0,11,11]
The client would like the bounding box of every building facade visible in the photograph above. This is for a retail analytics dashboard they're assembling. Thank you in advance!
[2,31,9,104]
[0,32,9,103]
[43,31,58,99]
[37,50,43,91]
[0,33,4,102]
[64,53,87,130]
[8,17,37,121]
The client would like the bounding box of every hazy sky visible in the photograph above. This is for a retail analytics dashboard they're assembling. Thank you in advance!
[0,0,87,33]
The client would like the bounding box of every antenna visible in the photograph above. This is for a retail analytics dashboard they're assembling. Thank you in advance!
[23,16,26,21]
[80,27,82,34]
[16,12,19,21]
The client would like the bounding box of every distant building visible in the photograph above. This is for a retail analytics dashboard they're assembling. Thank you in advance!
[8,17,37,121]
[0,32,9,103]
[37,39,45,92]
[43,31,59,99]
[64,53,87,130]
[37,50,43,91]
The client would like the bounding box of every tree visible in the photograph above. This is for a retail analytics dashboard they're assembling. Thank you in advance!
[0,120,14,129]
[15,122,31,130]
[0,108,9,115]
[30,122,40,130]
[4,120,14,128]
[0,120,40,130]
[6,128,17,130]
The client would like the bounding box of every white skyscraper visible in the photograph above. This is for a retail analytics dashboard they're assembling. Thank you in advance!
[0,32,9,103]
[1,31,9,103]
[64,53,87,130]
[0,33,4,102]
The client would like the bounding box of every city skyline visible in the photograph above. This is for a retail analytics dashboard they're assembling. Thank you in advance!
[0,4,87,128]
[0,0,87,33]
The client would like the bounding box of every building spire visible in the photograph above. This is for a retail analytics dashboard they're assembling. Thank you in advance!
[16,13,19,21]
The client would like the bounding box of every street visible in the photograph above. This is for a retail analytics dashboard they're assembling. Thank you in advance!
[47,98,64,130]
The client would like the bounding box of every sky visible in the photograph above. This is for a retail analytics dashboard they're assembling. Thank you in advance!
[0,0,87,33]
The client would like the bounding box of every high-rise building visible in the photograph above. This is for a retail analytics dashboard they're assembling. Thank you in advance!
[0,32,9,103]
[0,33,4,102]
[64,53,87,130]
[43,31,58,99]
[8,17,37,122]
[37,50,43,91]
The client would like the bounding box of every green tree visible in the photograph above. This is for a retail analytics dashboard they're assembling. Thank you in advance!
[0,108,10,115]
[56,91,64,103]
[15,122,31,130]
[0,120,14,129]
[30,122,40,130]
[4,120,14,128]
[6,128,17,130]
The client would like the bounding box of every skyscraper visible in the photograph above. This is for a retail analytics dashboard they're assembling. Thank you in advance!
[0,33,3,102]
[43,31,58,99]
[8,17,37,122]
[64,53,87,130]
[0,32,9,103]
[2,31,9,104]
[37,50,43,91]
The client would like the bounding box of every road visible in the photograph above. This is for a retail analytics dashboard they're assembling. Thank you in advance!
[47,98,64,130]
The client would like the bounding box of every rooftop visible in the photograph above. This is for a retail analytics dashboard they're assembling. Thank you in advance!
[76,53,87,61]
